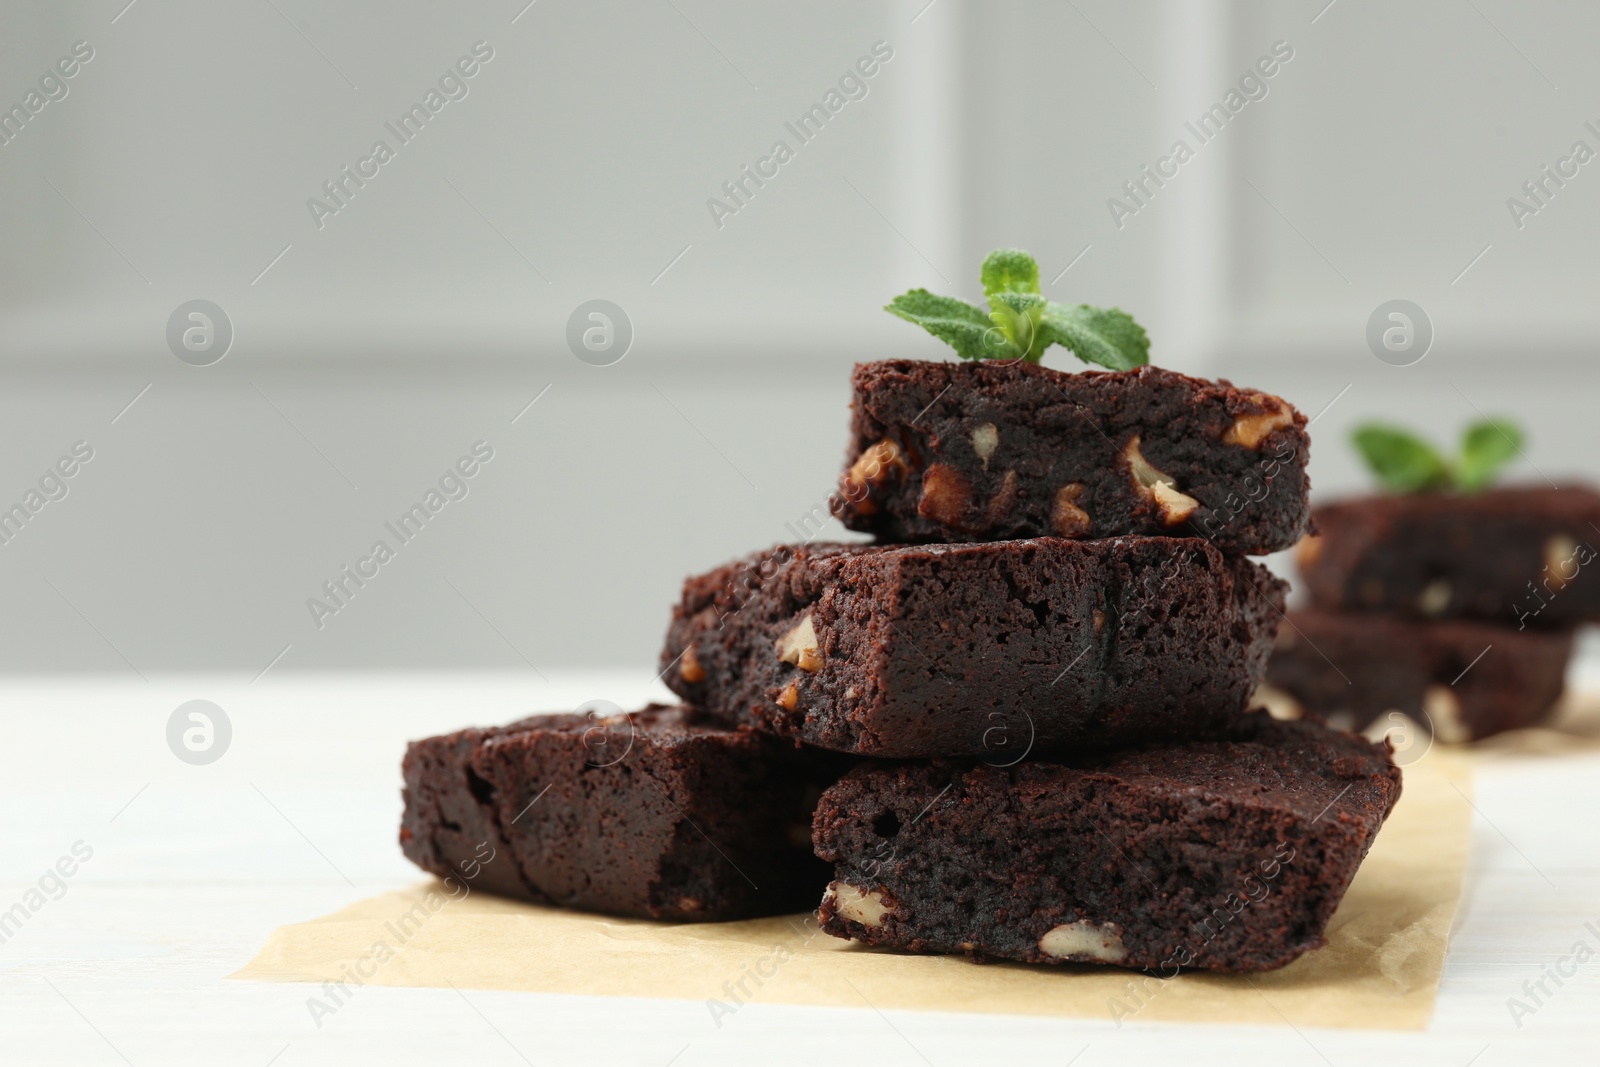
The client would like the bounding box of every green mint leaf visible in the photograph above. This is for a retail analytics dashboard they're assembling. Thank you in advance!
[1455,418,1524,491]
[1351,424,1451,493]
[987,291,1048,360]
[885,248,1151,367]
[1038,302,1150,370]
[980,249,1040,297]
[885,289,1017,361]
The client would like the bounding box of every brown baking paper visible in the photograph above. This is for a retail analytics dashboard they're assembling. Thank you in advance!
[233,745,1479,1031]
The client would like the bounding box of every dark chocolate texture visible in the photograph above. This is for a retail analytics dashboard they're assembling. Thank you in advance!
[813,714,1400,973]
[400,705,843,921]
[833,360,1311,554]
[663,538,1286,758]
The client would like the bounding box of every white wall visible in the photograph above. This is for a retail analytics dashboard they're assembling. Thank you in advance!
[1,0,1595,673]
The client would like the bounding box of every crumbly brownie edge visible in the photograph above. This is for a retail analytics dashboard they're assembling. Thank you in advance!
[663,538,1287,758]
[399,725,551,903]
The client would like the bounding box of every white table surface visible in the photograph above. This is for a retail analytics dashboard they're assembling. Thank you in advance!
[4,665,1600,1066]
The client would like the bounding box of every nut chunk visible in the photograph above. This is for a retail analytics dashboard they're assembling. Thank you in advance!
[776,615,822,671]
[917,464,970,526]
[662,538,1286,758]
[834,360,1310,553]
[813,715,1400,972]
[1052,483,1091,538]
[400,705,844,921]
[823,881,892,928]
[839,439,907,516]
[678,645,706,683]
[1224,399,1294,449]
[1125,435,1201,526]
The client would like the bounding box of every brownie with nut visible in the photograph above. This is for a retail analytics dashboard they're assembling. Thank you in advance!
[662,537,1286,759]
[400,704,845,921]
[831,360,1311,554]
[813,713,1401,973]
[1297,486,1600,628]
[1262,608,1573,741]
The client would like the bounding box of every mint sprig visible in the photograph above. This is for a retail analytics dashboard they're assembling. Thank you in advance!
[886,249,1150,370]
[1351,418,1525,493]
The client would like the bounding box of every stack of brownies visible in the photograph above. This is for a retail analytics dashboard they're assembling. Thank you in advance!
[401,358,1403,974]
[1266,486,1600,742]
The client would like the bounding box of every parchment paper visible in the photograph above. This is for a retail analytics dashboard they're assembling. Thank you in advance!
[233,745,1478,1031]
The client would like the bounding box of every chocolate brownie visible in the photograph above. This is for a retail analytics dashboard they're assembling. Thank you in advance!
[831,359,1310,554]
[400,704,844,921]
[1262,608,1573,741]
[814,714,1400,973]
[662,538,1287,758]
[1298,485,1600,628]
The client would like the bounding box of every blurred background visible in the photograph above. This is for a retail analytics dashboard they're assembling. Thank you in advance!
[2,0,1596,675]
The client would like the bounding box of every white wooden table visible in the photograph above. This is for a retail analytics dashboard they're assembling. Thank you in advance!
[3,666,1599,1066]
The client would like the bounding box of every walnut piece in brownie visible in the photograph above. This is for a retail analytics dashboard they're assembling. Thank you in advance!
[1263,609,1573,741]
[662,538,1287,759]
[813,714,1401,973]
[400,705,843,921]
[832,360,1311,554]
[1298,486,1600,628]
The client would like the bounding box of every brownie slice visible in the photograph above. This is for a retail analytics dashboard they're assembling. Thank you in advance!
[832,359,1310,554]
[1263,608,1573,741]
[1298,486,1600,627]
[814,714,1401,973]
[662,538,1287,759]
[400,705,844,921]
